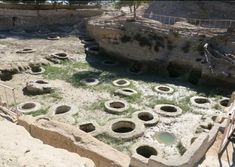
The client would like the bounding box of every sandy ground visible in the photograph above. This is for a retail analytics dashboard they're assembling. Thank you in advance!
[0,31,233,165]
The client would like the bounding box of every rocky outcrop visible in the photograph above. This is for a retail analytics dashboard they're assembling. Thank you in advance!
[87,16,235,88]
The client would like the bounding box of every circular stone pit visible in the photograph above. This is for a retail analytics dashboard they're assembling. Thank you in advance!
[16,48,35,54]
[112,79,131,87]
[114,88,138,97]
[47,34,60,40]
[132,110,159,126]
[55,105,71,114]
[17,101,41,114]
[29,66,45,75]
[130,142,161,159]
[80,78,99,86]
[190,96,212,109]
[218,98,230,108]
[154,104,182,117]
[106,118,145,139]
[49,103,78,116]
[51,53,69,60]
[154,85,174,94]
[104,99,129,114]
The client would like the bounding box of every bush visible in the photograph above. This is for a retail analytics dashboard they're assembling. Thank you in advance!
[134,33,152,49]
[120,34,132,43]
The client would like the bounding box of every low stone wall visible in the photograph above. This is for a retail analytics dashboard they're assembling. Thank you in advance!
[0,6,102,30]
[18,116,130,167]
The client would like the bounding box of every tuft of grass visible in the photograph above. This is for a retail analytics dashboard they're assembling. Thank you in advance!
[43,62,90,81]
[25,107,49,117]
[89,99,107,111]
[49,90,63,100]
[96,134,138,152]
[147,96,192,113]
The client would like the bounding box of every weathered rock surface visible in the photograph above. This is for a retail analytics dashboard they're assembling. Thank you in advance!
[0,119,95,167]
[87,13,235,88]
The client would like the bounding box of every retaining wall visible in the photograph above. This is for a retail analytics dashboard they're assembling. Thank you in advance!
[0,4,102,30]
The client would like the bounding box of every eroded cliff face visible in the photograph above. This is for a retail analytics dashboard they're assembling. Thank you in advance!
[87,19,235,87]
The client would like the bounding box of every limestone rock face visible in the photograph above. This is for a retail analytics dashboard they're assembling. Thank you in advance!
[0,120,95,167]
[87,15,235,87]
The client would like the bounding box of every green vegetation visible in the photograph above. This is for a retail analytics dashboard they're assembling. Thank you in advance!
[43,61,90,80]
[147,96,192,113]
[49,90,63,100]
[25,107,49,117]
[96,133,137,152]
[134,33,152,49]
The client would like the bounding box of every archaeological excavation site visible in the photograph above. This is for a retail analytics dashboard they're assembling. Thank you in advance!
[0,1,235,167]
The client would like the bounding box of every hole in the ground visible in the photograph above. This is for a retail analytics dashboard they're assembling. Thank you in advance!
[22,103,36,110]
[158,86,170,92]
[138,112,154,121]
[167,62,182,78]
[112,121,135,133]
[110,102,125,109]
[122,89,134,93]
[85,78,96,83]
[136,146,158,158]
[79,123,96,133]
[160,106,177,112]
[194,98,210,104]
[188,68,202,85]
[220,99,229,107]
[55,105,71,114]
[55,53,67,58]
[23,48,32,51]
[129,64,142,73]
[35,80,48,84]
[31,66,41,72]
[0,72,13,81]
[117,80,127,85]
